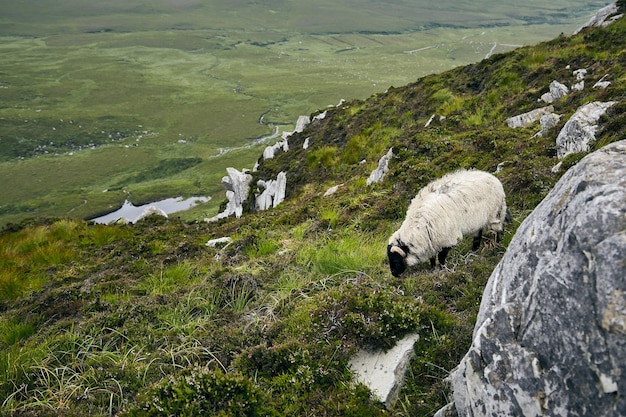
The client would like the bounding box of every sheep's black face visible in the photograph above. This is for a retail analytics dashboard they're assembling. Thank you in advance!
[387,244,408,277]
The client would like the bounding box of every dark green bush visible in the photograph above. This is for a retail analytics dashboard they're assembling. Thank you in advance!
[128,367,278,417]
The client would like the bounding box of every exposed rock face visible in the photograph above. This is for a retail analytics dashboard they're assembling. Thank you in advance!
[506,105,554,128]
[206,168,253,222]
[366,148,394,185]
[255,172,287,211]
[440,140,626,417]
[556,101,616,159]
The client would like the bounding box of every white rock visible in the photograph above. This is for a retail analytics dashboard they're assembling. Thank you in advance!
[136,206,168,221]
[506,106,554,128]
[323,184,344,197]
[205,168,253,222]
[540,81,569,103]
[366,148,394,185]
[533,113,562,137]
[206,237,232,247]
[255,172,287,211]
[556,101,616,159]
[349,334,419,409]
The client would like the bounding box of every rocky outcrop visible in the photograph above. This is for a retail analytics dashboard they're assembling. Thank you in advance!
[506,105,554,128]
[574,3,622,34]
[556,101,616,159]
[366,148,394,185]
[206,168,253,222]
[255,172,287,211]
[437,140,626,417]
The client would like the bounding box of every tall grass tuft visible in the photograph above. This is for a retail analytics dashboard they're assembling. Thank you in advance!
[141,261,197,295]
[298,232,385,277]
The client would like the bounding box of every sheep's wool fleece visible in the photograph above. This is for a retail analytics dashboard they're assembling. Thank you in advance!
[393,170,506,264]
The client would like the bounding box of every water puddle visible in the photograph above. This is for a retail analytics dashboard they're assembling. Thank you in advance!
[91,196,211,224]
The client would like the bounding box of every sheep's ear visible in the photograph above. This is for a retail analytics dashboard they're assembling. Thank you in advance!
[389,245,407,258]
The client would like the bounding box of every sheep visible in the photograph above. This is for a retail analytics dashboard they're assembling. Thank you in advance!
[387,169,508,277]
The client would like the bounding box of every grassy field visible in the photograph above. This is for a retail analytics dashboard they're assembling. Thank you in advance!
[0,0,610,226]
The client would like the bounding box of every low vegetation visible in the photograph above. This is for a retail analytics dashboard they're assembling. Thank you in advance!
[1,7,625,417]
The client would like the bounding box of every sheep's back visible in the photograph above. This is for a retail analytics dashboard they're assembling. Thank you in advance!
[402,170,505,247]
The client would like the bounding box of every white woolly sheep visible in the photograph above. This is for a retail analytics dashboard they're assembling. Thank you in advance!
[387,169,508,277]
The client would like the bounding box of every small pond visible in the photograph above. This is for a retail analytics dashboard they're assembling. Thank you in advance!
[91,196,211,224]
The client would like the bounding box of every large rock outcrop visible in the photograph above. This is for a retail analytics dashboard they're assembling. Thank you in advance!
[205,168,253,222]
[438,140,626,417]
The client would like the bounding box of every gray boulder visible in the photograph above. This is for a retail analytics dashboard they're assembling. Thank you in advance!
[440,140,626,417]
[556,101,616,159]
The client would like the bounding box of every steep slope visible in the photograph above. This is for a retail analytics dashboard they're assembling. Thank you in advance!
[0,5,624,417]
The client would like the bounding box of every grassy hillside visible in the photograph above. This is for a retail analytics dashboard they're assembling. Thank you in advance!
[0,0,609,227]
[1,5,625,416]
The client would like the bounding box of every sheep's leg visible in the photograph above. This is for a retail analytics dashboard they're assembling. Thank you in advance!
[472,229,483,251]
[430,257,436,268]
[438,247,451,265]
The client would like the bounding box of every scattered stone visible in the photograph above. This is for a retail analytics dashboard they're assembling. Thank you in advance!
[573,68,587,81]
[571,68,587,91]
[556,100,616,159]
[303,137,310,149]
[206,237,232,247]
[349,333,419,409]
[594,74,612,89]
[506,105,554,128]
[438,140,626,417]
[540,81,569,103]
[323,184,344,197]
[366,148,394,185]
